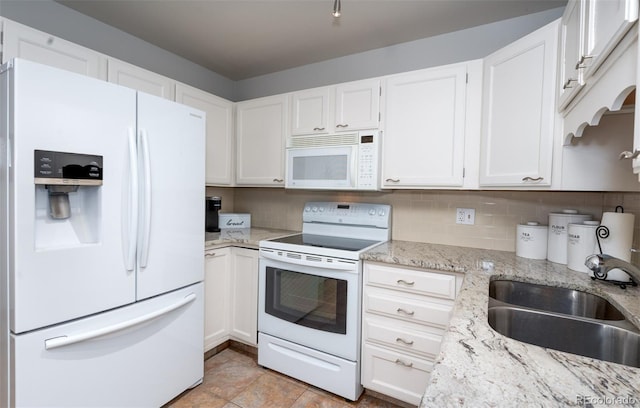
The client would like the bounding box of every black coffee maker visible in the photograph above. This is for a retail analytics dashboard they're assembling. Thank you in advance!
[205,196,222,232]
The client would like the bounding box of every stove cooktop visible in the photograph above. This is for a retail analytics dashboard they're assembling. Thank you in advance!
[268,233,381,252]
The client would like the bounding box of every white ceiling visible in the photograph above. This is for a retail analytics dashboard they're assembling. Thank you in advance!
[56,0,566,81]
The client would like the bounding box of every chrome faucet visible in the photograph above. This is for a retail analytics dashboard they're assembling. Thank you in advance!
[585,254,640,285]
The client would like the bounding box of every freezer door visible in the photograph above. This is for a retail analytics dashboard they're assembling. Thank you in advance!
[11,283,204,408]
[10,59,137,334]
[135,92,205,300]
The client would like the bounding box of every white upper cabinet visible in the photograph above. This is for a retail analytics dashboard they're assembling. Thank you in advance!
[582,0,638,79]
[334,79,380,131]
[107,58,175,100]
[381,63,469,188]
[236,94,289,186]
[176,83,234,186]
[479,20,559,187]
[291,79,380,135]
[559,0,638,111]
[291,87,331,135]
[1,18,106,79]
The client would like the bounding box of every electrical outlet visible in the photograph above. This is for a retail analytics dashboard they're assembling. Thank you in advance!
[456,208,475,225]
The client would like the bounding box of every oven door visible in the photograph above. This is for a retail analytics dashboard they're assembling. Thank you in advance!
[258,254,361,361]
[285,145,357,189]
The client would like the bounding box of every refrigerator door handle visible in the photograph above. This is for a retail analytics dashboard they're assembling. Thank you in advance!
[125,128,139,271]
[44,293,197,350]
[138,129,152,268]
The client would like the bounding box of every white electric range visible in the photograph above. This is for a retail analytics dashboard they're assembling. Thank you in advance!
[257,202,391,401]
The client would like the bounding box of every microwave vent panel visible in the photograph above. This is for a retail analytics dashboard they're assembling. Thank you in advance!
[288,133,359,148]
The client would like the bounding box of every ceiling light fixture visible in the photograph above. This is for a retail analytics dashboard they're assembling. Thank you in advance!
[332,0,341,17]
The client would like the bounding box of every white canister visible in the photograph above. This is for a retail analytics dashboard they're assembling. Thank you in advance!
[567,221,600,273]
[594,211,635,282]
[547,209,592,264]
[516,222,548,260]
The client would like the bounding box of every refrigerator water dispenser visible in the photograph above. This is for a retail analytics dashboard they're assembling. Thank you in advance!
[34,150,103,249]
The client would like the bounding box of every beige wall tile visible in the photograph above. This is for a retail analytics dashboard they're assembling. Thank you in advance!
[231,188,639,253]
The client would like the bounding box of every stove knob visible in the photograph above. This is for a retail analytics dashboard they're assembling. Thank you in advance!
[378,210,386,216]
[319,207,325,212]
[312,206,318,212]
[304,206,311,212]
[368,209,376,216]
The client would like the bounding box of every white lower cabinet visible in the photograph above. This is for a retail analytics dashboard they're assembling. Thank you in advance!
[204,246,259,351]
[361,262,462,406]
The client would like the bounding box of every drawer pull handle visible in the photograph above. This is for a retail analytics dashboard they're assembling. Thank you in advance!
[395,359,413,368]
[522,176,543,182]
[396,308,415,316]
[313,127,325,131]
[397,279,415,286]
[385,178,400,183]
[205,252,216,258]
[336,123,349,128]
[396,337,414,346]
[273,178,284,183]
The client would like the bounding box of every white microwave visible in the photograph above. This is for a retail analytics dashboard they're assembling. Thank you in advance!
[285,131,380,190]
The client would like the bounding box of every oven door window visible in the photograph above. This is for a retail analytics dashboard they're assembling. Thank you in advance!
[265,267,347,334]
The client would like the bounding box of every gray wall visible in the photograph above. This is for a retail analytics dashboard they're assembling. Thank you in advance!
[0,0,236,100]
[235,7,564,100]
[0,0,563,102]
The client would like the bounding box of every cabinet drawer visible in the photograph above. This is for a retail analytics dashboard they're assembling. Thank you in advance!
[363,316,443,359]
[364,288,454,329]
[365,262,457,299]
[362,343,433,406]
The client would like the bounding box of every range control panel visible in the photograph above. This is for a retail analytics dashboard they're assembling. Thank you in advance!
[303,202,391,228]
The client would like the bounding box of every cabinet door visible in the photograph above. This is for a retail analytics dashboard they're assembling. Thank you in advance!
[236,94,288,186]
[382,64,467,188]
[479,20,558,187]
[204,248,231,351]
[229,247,259,346]
[107,58,175,100]
[1,18,106,79]
[335,79,380,131]
[583,0,639,79]
[176,83,234,185]
[291,87,330,135]
[558,0,585,109]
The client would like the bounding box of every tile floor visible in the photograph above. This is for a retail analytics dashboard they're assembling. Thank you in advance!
[166,347,405,408]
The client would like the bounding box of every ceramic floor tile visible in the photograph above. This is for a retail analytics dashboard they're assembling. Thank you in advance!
[290,390,353,408]
[202,359,266,400]
[168,387,228,408]
[231,372,307,408]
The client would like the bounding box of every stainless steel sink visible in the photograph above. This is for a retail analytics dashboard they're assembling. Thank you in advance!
[488,306,640,368]
[489,280,625,320]
[488,279,640,368]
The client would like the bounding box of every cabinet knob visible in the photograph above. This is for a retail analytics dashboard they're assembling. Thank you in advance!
[522,176,544,182]
[273,178,284,183]
[619,150,640,160]
[385,178,400,183]
[336,123,349,128]
[313,127,325,131]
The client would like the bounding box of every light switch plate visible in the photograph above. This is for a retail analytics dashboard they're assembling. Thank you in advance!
[456,208,475,225]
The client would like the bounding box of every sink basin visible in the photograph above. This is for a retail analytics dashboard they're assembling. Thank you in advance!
[488,306,640,368]
[489,280,625,320]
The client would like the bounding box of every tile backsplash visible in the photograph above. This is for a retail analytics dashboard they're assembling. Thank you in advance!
[231,188,640,256]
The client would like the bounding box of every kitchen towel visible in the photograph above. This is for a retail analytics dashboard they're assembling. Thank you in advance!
[594,211,635,282]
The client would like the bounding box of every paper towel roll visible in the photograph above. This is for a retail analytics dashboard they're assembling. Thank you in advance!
[516,222,548,259]
[567,221,599,273]
[594,212,635,282]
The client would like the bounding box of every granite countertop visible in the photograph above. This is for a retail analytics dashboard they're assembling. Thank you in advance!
[204,227,298,249]
[362,241,640,407]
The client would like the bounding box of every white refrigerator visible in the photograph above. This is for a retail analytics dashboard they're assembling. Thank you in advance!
[0,59,206,407]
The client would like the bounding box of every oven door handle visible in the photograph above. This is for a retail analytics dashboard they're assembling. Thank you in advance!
[260,250,358,271]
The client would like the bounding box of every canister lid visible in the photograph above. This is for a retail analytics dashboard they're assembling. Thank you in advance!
[562,209,578,214]
[584,220,600,225]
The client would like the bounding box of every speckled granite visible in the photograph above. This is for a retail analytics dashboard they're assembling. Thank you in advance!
[205,227,298,249]
[362,241,640,407]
